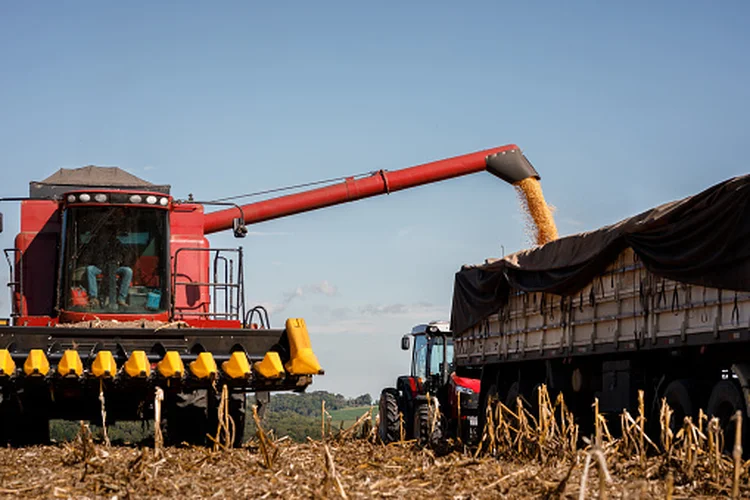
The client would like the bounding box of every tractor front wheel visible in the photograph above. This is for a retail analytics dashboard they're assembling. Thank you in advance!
[413,401,442,447]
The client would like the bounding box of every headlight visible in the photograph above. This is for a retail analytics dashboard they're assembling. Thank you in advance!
[455,386,474,395]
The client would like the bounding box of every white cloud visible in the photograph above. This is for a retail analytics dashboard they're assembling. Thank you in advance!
[359,301,443,317]
[397,226,413,237]
[561,217,584,227]
[263,280,339,314]
[246,231,292,237]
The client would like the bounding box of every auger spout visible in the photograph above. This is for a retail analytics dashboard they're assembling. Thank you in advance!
[202,144,540,234]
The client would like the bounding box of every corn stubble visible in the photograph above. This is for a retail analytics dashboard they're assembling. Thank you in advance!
[2,390,749,499]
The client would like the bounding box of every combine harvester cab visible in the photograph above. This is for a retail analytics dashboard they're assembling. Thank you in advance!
[0,167,322,446]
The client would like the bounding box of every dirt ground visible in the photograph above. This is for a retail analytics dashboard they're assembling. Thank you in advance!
[0,439,741,499]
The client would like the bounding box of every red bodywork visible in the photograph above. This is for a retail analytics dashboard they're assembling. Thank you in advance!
[448,372,481,420]
[11,144,523,327]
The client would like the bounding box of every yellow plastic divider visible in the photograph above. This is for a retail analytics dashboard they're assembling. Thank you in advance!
[57,350,83,377]
[24,349,50,377]
[189,352,217,379]
[92,351,117,378]
[0,349,15,376]
[253,351,284,379]
[284,318,323,375]
[124,351,151,378]
[157,351,184,378]
[222,351,251,379]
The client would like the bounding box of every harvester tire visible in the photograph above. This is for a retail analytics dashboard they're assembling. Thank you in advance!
[165,390,212,446]
[1,394,49,446]
[378,389,399,444]
[229,393,246,448]
[413,401,441,447]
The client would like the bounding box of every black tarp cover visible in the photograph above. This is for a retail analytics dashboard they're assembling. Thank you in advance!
[450,175,750,334]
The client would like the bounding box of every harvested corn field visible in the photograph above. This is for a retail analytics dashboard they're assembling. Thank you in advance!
[2,388,749,499]
[0,432,743,498]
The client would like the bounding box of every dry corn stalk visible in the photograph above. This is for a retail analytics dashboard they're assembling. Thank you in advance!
[252,404,277,469]
[733,410,743,500]
[638,390,646,467]
[99,379,110,447]
[212,385,235,450]
[154,387,164,457]
[399,412,405,442]
[660,397,674,456]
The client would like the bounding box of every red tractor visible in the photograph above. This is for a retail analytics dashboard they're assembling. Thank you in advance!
[0,144,538,446]
[378,321,480,445]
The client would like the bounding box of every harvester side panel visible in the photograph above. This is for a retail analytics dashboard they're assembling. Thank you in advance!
[170,203,211,317]
[13,200,60,320]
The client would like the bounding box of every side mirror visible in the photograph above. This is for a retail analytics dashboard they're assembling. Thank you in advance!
[232,217,247,238]
[401,335,411,351]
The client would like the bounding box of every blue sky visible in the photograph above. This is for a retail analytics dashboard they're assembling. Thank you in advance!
[1,2,749,399]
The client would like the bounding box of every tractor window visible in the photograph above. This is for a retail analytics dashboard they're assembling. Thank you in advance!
[60,205,169,315]
[412,335,428,380]
[428,338,454,376]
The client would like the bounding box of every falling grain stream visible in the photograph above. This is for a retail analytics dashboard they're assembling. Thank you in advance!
[514,177,558,246]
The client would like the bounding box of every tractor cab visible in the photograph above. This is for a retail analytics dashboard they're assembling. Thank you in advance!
[401,321,454,394]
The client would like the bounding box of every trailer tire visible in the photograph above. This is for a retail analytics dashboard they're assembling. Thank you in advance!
[505,381,522,411]
[707,380,747,453]
[378,389,400,444]
[662,379,694,433]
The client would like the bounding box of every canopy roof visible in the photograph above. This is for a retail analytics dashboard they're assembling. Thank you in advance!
[30,166,170,198]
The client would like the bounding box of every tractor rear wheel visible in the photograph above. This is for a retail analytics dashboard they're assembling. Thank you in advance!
[378,389,400,443]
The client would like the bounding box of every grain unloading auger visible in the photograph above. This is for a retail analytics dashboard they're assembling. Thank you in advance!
[0,144,540,446]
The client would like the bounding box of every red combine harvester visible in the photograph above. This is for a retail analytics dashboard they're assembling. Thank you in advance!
[0,144,539,446]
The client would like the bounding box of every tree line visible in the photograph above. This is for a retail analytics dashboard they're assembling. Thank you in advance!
[49,390,373,444]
